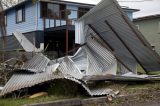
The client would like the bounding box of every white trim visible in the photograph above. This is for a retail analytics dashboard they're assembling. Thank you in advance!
[158,21,160,33]
[136,25,139,30]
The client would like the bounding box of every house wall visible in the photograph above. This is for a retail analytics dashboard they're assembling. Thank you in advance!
[134,18,160,54]
[5,1,135,35]
[6,2,37,35]
[3,1,136,51]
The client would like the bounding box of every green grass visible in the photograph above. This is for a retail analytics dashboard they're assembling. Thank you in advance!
[0,79,86,106]
[137,64,160,75]
[0,95,75,106]
[1,82,160,106]
[0,96,63,106]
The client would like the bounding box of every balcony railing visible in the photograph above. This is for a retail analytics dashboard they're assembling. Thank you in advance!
[42,9,89,30]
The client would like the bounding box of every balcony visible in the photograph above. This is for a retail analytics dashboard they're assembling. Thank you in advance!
[42,9,89,31]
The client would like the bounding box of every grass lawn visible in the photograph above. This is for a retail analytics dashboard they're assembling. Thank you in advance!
[1,82,160,106]
[0,95,75,106]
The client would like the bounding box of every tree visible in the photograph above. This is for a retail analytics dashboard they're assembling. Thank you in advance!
[0,0,24,8]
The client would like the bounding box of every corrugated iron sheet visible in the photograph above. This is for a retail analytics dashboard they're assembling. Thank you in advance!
[3,0,160,96]
[85,36,117,75]
[13,31,40,52]
[0,72,113,97]
[58,57,84,79]
[76,0,160,72]
[0,72,64,96]
[21,53,50,73]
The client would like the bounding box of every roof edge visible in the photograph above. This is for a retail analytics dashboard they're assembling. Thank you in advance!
[134,14,160,21]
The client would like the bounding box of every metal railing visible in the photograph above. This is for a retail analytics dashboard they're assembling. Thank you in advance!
[43,9,89,30]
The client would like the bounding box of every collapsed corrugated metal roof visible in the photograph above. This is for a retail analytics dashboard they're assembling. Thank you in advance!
[0,58,114,96]
[0,35,117,96]
[21,53,50,73]
[1,0,160,97]
[75,0,160,73]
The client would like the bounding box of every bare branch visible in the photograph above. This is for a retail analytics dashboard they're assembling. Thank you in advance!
[0,0,24,8]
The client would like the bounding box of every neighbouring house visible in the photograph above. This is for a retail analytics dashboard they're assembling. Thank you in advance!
[2,0,138,57]
[133,14,160,54]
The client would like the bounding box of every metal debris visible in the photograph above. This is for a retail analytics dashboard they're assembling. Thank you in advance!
[13,31,41,52]
[1,0,160,98]
[76,0,160,73]
[21,53,50,73]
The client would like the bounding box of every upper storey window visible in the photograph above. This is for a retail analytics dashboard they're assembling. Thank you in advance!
[16,6,25,23]
[41,2,66,19]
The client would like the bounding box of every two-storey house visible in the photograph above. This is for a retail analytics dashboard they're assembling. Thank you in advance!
[2,0,138,57]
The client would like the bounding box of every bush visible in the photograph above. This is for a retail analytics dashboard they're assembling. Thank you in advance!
[47,80,80,96]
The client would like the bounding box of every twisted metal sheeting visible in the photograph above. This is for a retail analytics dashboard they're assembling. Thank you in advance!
[0,71,113,97]
[76,0,160,72]
[21,53,50,73]
[85,36,117,75]
[0,72,64,96]
[71,48,88,71]
[58,57,84,79]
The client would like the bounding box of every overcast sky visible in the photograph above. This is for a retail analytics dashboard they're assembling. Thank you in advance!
[63,0,160,18]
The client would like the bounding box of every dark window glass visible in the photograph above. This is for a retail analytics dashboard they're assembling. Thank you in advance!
[41,2,47,18]
[5,15,7,26]
[48,3,60,18]
[41,2,66,19]
[16,6,25,23]
[60,4,66,19]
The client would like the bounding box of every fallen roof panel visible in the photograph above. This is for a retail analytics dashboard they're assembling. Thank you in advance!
[75,0,160,72]
[21,53,50,73]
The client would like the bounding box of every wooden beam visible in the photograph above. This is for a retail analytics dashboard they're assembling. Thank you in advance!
[88,24,134,72]
[65,12,69,55]
[66,28,68,55]
[105,20,148,72]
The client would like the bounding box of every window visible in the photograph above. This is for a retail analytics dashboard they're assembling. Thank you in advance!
[16,6,25,23]
[78,7,90,18]
[60,4,66,19]
[48,3,60,18]
[5,15,7,26]
[41,2,66,19]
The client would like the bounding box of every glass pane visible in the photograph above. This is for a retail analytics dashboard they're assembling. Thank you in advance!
[48,3,60,18]
[5,15,7,25]
[17,9,22,22]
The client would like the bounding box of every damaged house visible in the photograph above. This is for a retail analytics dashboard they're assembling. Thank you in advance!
[1,0,160,97]
[2,0,138,57]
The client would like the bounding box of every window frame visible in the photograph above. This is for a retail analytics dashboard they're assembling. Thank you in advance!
[5,13,7,26]
[40,2,66,20]
[16,6,25,24]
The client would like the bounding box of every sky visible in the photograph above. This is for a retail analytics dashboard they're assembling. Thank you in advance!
[63,0,160,18]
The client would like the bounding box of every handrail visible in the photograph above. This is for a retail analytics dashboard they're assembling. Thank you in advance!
[43,9,89,30]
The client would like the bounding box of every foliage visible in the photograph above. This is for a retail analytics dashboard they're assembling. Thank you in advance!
[47,80,81,96]
[1,0,24,8]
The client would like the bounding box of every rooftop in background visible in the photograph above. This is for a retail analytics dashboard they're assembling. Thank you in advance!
[133,14,160,21]
[119,0,160,18]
